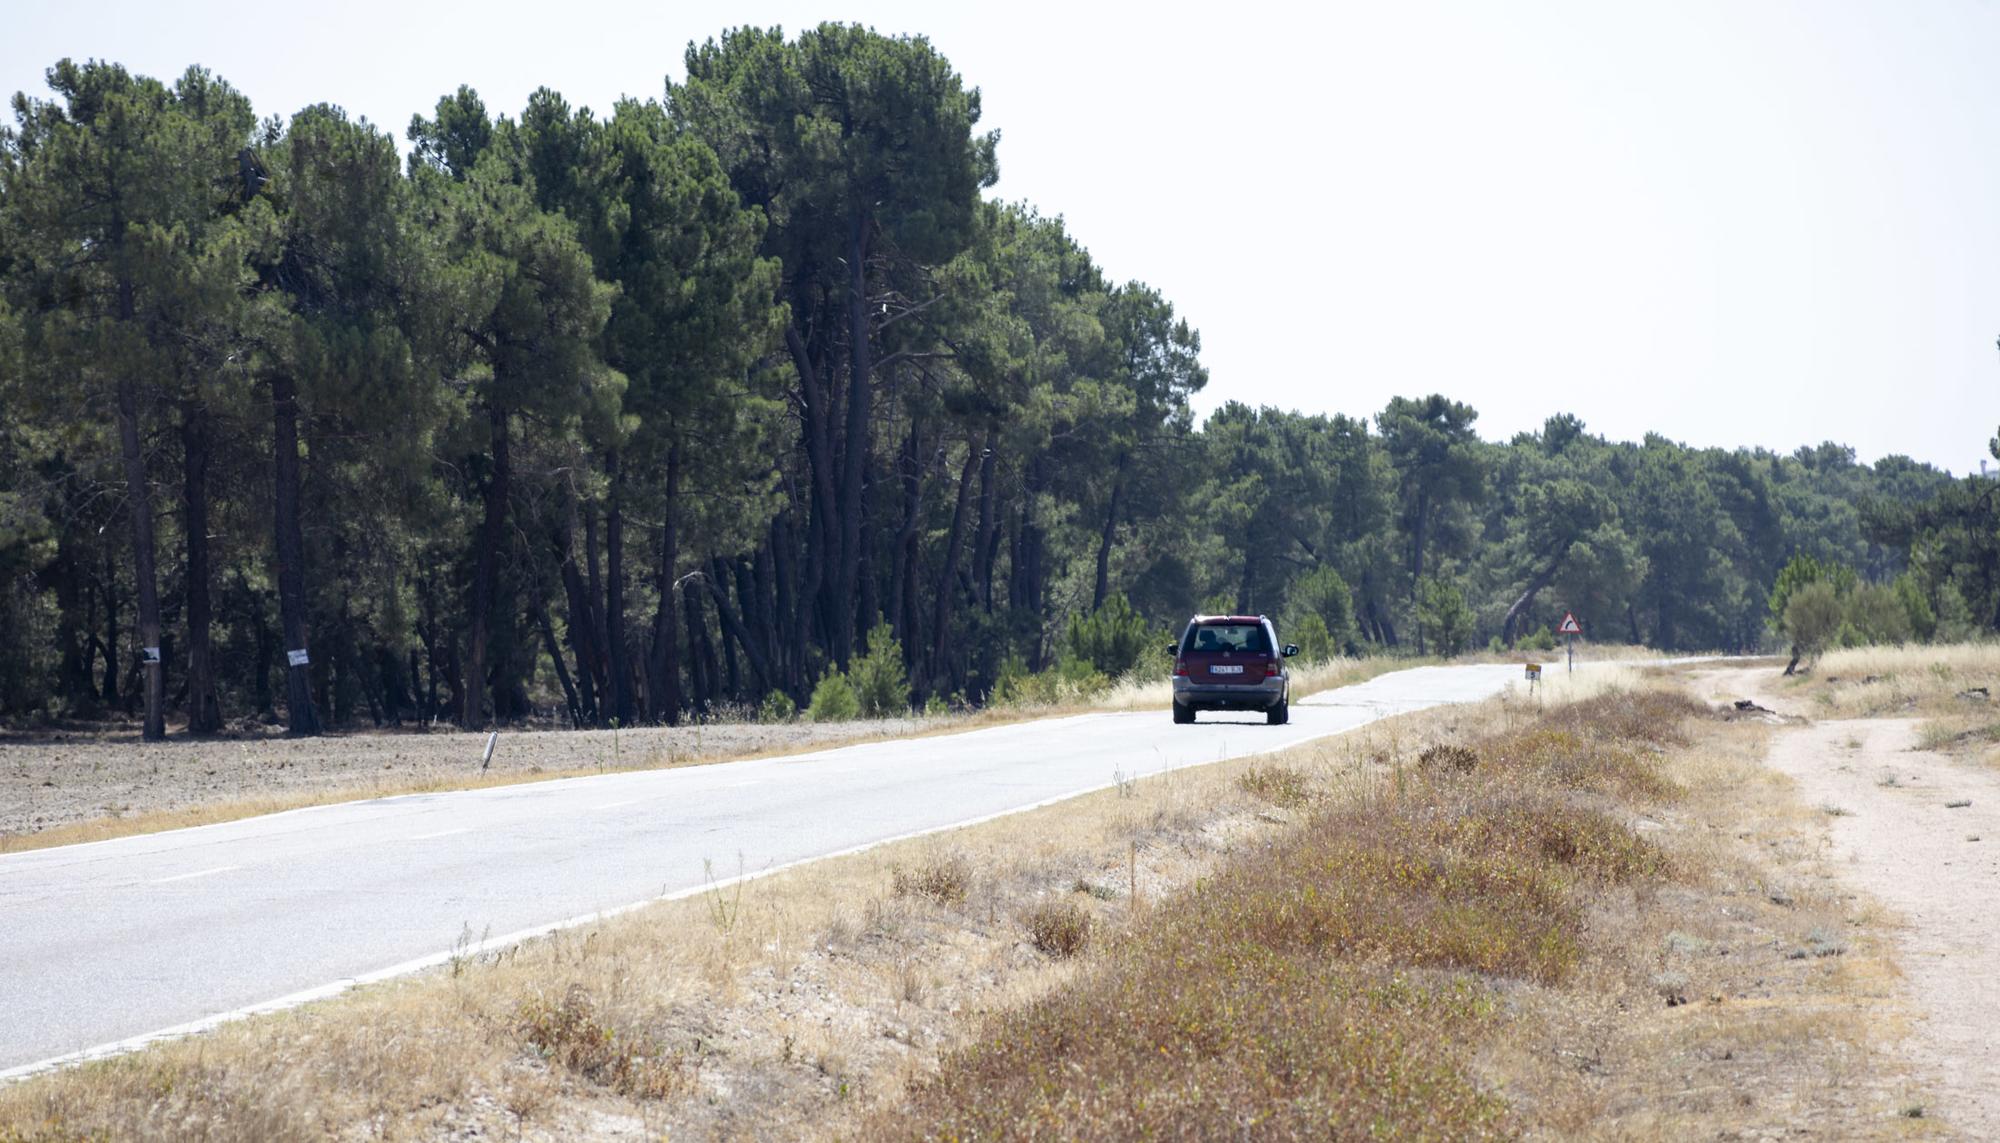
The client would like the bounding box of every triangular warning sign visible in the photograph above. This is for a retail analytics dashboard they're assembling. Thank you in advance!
[1558,612,1582,635]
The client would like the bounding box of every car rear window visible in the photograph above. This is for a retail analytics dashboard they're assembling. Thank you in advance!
[1181,623,1270,654]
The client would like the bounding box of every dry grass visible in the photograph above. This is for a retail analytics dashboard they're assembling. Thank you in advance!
[0,672,1923,1141]
[0,691,1422,1141]
[1022,900,1091,959]
[874,690,1699,1140]
[890,851,972,908]
[1235,762,1315,808]
[1782,642,2000,719]
[1774,643,2000,769]
[1489,711,1927,1138]
[874,683,1926,1141]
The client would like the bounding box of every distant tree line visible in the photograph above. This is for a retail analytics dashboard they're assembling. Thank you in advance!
[0,27,1983,736]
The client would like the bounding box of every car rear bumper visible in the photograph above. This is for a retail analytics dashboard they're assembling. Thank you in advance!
[1173,677,1286,710]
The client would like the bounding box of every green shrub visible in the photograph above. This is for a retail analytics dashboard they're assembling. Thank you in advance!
[1518,625,1557,652]
[1415,577,1475,658]
[1065,594,1154,678]
[1783,581,1843,660]
[1285,565,1357,653]
[758,689,797,723]
[1893,573,1936,641]
[1289,613,1335,663]
[806,669,859,722]
[1845,582,1911,645]
[848,620,911,717]
[923,693,950,717]
[990,656,1110,707]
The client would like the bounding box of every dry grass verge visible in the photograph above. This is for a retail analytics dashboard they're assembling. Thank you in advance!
[1777,643,2000,768]
[873,685,1926,1140]
[872,691,1698,1139]
[0,697,1451,1141]
[0,672,1922,1140]
[1781,642,2000,718]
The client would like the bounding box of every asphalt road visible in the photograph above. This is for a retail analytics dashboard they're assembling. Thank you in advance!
[0,663,1531,1075]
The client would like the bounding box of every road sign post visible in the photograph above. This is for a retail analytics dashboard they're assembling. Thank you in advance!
[1558,611,1582,673]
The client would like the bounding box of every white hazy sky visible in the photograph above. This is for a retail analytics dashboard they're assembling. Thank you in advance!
[6,0,1995,472]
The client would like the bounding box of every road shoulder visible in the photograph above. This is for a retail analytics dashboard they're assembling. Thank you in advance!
[1706,666,2000,1136]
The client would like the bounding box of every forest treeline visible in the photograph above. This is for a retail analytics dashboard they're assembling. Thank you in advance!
[0,26,1990,738]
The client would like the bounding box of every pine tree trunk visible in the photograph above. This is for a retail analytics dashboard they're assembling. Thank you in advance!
[605,450,635,727]
[770,511,802,696]
[1500,554,1564,645]
[835,210,875,666]
[251,598,273,718]
[463,401,510,728]
[115,370,165,742]
[652,443,683,724]
[101,556,120,704]
[973,438,1000,611]
[1237,543,1254,615]
[556,496,601,725]
[1093,462,1126,612]
[704,557,775,696]
[532,589,583,727]
[929,440,981,687]
[683,583,711,715]
[787,326,840,662]
[51,535,94,712]
[181,402,222,735]
[271,371,322,736]
[583,502,606,687]
[889,423,923,651]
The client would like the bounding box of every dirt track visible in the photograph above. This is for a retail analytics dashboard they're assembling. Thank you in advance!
[0,716,923,843]
[1701,668,2000,1137]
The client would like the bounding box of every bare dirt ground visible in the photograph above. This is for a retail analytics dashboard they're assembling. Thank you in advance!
[1701,665,2000,1138]
[0,716,923,847]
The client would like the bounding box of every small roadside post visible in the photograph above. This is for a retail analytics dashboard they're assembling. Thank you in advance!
[1524,661,1542,707]
[1558,611,1583,673]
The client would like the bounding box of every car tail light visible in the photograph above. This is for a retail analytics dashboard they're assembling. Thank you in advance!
[1174,660,1188,677]
[1265,659,1281,677]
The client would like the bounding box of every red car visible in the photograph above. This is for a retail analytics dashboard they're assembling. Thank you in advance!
[1169,615,1299,725]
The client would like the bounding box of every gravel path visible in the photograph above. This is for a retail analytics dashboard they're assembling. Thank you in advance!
[0,717,925,841]
[1708,669,2000,1137]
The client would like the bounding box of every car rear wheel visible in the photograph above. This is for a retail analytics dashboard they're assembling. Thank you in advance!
[1266,699,1288,726]
[1173,702,1195,724]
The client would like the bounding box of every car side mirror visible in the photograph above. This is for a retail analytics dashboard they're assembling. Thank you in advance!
[1165,642,1180,656]
[1281,644,1299,658]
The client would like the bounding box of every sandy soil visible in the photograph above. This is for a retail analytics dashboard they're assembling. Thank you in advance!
[1703,667,2000,1137]
[0,717,924,843]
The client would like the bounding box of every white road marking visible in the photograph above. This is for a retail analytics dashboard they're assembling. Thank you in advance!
[148,866,238,885]
[407,829,469,841]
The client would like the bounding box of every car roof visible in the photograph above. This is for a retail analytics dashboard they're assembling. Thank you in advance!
[1191,615,1267,625]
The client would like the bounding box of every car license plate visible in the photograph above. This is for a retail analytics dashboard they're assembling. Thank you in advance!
[1211,664,1243,675]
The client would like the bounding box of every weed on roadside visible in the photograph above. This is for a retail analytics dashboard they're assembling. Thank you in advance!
[1235,764,1314,808]
[890,852,971,908]
[1022,901,1090,959]
[517,984,689,1099]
